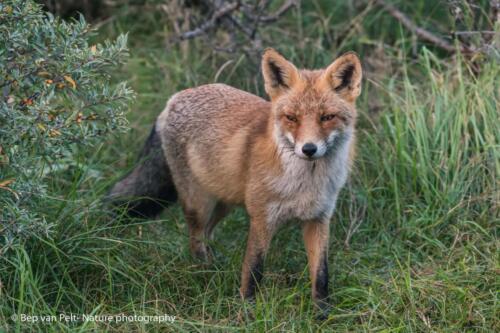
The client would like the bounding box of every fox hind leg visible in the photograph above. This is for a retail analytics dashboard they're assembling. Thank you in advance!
[205,202,231,241]
[179,188,229,262]
[181,196,215,261]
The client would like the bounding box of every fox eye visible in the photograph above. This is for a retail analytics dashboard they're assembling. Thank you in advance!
[285,114,298,122]
[320,114,336,122]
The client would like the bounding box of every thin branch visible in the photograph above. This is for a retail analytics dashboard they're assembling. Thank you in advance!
[175,2,240,41]
[375,0,471,54]
[168,0,296,55]
[224,14,254,38]
[242,0,297,23]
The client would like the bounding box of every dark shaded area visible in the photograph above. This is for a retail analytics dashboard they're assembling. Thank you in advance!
[37,0,109,20]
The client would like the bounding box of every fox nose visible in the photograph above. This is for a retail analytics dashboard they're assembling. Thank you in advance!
[302,143,317,157]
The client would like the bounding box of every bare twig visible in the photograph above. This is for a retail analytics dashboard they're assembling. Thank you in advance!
[242,0,297,23]
[168,0,297,56]
[375,0,471,54]
[176,2,240,41]
[225,14,254,38]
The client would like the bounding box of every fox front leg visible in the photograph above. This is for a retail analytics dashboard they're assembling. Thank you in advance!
[303,220,330,318]
[239,219,274,299]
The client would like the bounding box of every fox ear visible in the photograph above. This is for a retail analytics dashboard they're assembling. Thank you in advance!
[321,52,362,103]
[262,48,300,99]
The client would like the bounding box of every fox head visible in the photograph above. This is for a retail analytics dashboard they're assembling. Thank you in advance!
[262,49,362,160]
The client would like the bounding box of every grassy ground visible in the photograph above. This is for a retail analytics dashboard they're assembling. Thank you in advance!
[1,1,499,331]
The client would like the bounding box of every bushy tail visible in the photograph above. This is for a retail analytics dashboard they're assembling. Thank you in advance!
[107,123,177,218]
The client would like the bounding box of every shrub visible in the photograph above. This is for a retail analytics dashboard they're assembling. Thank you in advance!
[0,0,134,250]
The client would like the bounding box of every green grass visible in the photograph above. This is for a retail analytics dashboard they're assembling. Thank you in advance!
[1,1,499,331]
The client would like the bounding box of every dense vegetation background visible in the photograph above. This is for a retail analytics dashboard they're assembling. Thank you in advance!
[1,0,498,331]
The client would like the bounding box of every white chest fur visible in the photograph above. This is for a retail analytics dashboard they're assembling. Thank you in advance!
[265,134,352,225]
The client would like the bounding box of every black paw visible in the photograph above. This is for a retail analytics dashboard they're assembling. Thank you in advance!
[314,300,331,321]
[315,309,330,321]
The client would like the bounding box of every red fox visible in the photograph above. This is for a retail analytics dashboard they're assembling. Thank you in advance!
[109,48,362,316]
